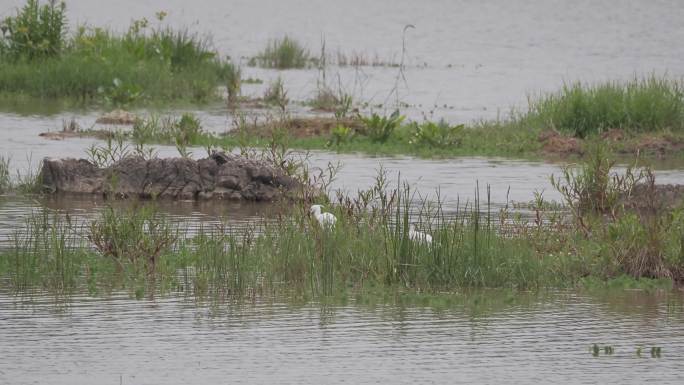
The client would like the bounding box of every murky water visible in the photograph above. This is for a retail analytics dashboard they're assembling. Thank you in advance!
[2,1,684,383]
[3,0,684,122]
[1,289,682,385]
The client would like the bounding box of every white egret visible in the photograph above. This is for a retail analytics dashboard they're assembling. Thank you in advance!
[408,225,432,245]
[310,204,337,228]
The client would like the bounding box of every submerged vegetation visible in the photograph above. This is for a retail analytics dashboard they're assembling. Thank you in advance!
[0,0,238,105]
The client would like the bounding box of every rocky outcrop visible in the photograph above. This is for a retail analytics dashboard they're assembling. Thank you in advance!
[40,152,304,201]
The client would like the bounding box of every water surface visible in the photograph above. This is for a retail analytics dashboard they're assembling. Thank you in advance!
[0,289,682,385]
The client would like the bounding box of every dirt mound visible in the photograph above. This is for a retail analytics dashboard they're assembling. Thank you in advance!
[538,130,583,156]
[95,109,138,125]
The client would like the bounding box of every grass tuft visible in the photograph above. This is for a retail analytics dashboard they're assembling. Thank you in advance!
[523,77,684,138]
[252,35,310,69]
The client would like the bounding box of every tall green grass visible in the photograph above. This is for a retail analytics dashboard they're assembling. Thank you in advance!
[0,1,238,104]
[252,35,310,69]
[522,77,684,138]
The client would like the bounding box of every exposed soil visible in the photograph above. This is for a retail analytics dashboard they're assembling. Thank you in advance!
[538,128,684,159]
[538,130,583,156]
[625,134,684,158]
[95,109,138,125]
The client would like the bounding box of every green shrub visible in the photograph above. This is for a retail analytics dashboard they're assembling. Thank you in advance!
[550,144,641,217]
[1,0,67,60]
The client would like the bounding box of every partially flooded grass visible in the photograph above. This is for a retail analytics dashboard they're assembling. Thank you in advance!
[251,35,311,69]
[2,149,683,301]
[522,76,684,138]
[0,1,238,105]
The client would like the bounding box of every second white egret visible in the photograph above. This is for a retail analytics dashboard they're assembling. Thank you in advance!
[408,225,432,245]
[310,204,337,228]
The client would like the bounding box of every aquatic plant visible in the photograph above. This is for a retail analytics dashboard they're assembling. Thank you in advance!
[308,83,353,114]
[253,35,310,69]
[358,110,405,143]
[263,77,289,110]
[0,156,10,193]
[225,64,241,104]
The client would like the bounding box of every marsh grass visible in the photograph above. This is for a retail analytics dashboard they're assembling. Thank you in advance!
[0,156,10,193]
[252,36,310,69]
[0,2,238,104]
[522,77,684,138]
[2,153,683,300]
[262,77,289,110]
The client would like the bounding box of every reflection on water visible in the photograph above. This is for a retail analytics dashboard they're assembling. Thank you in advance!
[0,289,682,385]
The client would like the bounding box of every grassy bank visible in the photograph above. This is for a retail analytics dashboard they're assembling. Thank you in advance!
[61,76,681,162]
[2,150,683,300]
[0,1,238,105]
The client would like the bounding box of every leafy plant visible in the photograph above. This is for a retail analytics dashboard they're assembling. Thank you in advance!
[174,113,202,145]
[410,119,464,148]
[1,0,67,60]
[326,125,354,147]
[358,110,405,143]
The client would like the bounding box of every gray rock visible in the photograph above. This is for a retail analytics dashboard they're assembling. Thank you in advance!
[39,152,306,201]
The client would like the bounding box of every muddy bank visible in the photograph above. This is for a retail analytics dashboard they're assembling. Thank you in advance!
[39,152,306,201]
[539,129,684,158]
